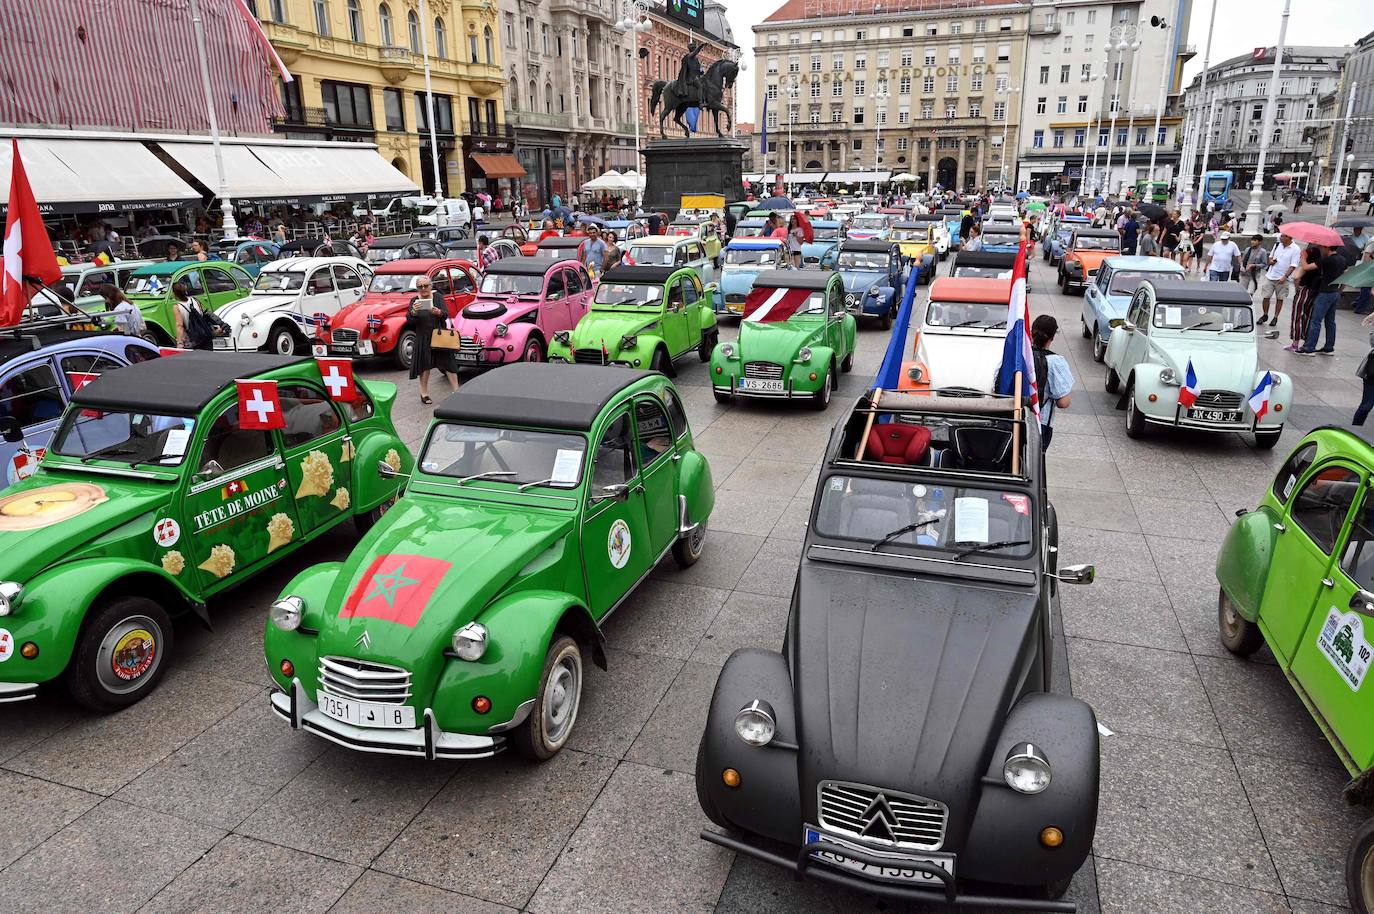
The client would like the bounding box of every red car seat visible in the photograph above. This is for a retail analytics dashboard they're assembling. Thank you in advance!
[865,423,932,465]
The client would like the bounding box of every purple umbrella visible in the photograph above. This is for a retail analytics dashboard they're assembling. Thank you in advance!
[755,196,796,210]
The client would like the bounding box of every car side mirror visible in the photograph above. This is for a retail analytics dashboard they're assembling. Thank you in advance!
[0,416,23,444]
[1351,589,1374,614]
[1054,563,1096,585]
[591,483,630,504]
[192,460,225,483]
[377,459,398,479]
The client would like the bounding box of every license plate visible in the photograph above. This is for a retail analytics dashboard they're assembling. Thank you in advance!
[328,345,355,356]
[212,338,232,350]
[1188,407,1241,423]
[804,826,954,886]
[316,691,416,729]
[311,343,328,358]
[728,303,743,314]
[454,351,481,362]
[357,340,374,355]
[739,377,784,392]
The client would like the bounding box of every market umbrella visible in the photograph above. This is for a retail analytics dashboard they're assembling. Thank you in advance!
[1137,203,1168,223]
[1335,260,1374,288]
[1025,201,1047,212]
[1016,190,1030,200]
[1335,216,1374,228]
[134,235,187,258]
[1266,203,1287,212]
[756,196,796,210]
[576,214,608,228]
[1281,221,1344,246]
[890,172,917,183]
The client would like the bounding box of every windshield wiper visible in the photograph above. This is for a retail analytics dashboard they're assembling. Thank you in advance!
[1181,321,1215,331]
[869,517,939,552]
[517,476,577,491]
[952,539,1031,560]
[951,319,987,329]
[986,320,1007,331]
[81,446,138,464]
[456,471,518,485]
[130,452,182,469]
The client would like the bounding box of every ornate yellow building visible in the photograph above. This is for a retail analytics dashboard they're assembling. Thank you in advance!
[256,0,518,199]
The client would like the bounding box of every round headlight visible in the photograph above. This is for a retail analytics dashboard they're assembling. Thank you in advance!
[495,322,509,337]
[797,346,813,363]
[0,581,18,617]
[1159,367,1177,385]
[734,699,776,747]
[451,622,488,661]
[239,313,252,326]
[269,595,303,632]
[1004,742,1052,794]
[719,342,735,359]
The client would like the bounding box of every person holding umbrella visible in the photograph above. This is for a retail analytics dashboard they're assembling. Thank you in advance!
[1297,237,1349,355]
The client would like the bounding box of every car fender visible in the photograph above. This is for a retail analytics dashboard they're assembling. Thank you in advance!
[796,345,837,385]
[961,692,1098,885]
[697,648,802,843]
[349,421,412,512]
[1260,369,1294,421]
[501,320,540,356]
[1128,362,1171,408]
[1216,506,1279,622]
[678,449,715,528]
[697,297,719,334]
[264,561,345,692]
[1103,325,1130,370]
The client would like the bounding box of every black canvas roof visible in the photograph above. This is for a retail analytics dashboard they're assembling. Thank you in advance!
[486,258,569,276]
[1148,279,1254,306]
[1073,228,1120,238]
[953,251,1018,267]
[538,237,586,248]
[0,329,126,367]
[904,214,942,222]
[839,240,897,253]
[754,269,836,291]
[434,363,652,431]
[600,265,679,285]
[70,351,306,414]
[369,235,412,248]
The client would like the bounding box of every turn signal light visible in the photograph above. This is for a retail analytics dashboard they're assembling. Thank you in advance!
[472,695,492,714]
[722,767,741,788]
[1275,403,1283,412]
[279,659,294,677]
[808,372,817,382]
[1040,826,1064,848]
[715,366,722,374]
[20,642,38,659]
[1147,393,1158,403]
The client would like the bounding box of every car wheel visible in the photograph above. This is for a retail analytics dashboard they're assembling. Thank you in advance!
[712,387,733,404]
[840,349,854,372]
[1105,367,1121,394]
[695,731,733,831]
[698,329,718,362]
[811,366,832,411]
[1218,589,1264,657]
[268,325,298,356]
[1125,381,1146,438]
[522,336,545,363]
[1093,327,1107,363]
[65,597,173,712]
[650,346,675,377]
[672,519,707,568]
[393,330,417,371]
[1057,270,1066,290]
[1081,317,1091,339]
[878,302,893,331]
[1347,816,1374,914]
[354,491,399,536]
[511,635,582,761]
[1043,248,1050,262]
[1255,428,1282,450]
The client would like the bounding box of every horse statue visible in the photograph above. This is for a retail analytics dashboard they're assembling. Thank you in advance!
[649,58,738,139]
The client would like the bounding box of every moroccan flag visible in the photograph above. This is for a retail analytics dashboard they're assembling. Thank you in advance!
[2,139,62,327]
[743,286,815,323]
[236,379,285,430]
[339,554,452,628]
[220,478,252,500]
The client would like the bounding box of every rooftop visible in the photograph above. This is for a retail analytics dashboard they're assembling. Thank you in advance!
[71,352,305,415]
[434,363,653,432]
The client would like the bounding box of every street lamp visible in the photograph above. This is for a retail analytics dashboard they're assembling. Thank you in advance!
[998,85,1020,189]
[1180,0,1219,217]
[1328,87,1359,225]
[1242,0,1293,234]
[614,1,652,204]
[1146,15,1173,184]
[872,85,890,196]
[783,74,800,193]
[1102,25,1142,198]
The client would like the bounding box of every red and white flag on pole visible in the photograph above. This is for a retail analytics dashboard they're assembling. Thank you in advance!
[228,0,294,83]
[2,139,62,328]
[316,358,359,402]
[237,379,285,430]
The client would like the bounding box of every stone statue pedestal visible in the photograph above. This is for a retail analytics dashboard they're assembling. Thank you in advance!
[641,138,746,214]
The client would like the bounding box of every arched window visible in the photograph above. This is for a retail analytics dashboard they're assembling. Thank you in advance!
[469,33,479,63]
[433,17,446,59]
[407,10,420,53]
[528,80,537,111]
[378,3,392,45]
[484,26,494,64]
[346,0,361,41]
[545,83,553,114]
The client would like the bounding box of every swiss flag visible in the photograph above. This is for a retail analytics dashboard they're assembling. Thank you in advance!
[236,379,285,430]
[316,357,359,402]
[2,139,63,328]
[68,371,101,417]
[159,347,191,357]
[339,554,452,628]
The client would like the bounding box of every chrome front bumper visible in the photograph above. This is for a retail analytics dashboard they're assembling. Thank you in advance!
[270,679,503,761]
[0,681,38,703]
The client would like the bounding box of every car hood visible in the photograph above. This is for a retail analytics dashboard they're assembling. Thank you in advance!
[915,331,1004,391]
[794,560,1040,845]
[452,296,538,333]
[0,468,172,582]
[840,271,885,293]
[720,267,767,292]
[1148,334,1259,390]
[218,293,299,322]
[334,294,410,329]
[571,309,662,348]
[737,317,825,361]
[315,495,575,694]
[802,240,838,255]
[1066,250,1115,270]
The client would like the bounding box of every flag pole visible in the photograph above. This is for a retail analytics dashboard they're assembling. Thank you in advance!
[855,388,883,460]
[188,0,239,242]
[1011,370,1023,477]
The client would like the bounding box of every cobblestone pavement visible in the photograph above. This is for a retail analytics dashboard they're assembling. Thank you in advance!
[0,252,1362,914]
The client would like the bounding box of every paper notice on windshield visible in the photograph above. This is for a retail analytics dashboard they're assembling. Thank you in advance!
[163,428,190,458]
[954,497,990,544]
[1165,306,1182,327]
[551,449,582,484]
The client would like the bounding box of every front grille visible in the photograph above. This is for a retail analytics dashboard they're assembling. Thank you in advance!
[818,781,948,851]
[331,328,360,344]
[318,655,411,704]
[459,337,483,355]
[743,361,784,380]
[1196,389,1244,410]
[573,348,608,365]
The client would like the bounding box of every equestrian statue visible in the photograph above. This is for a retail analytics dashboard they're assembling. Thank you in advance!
[649,42,738,139]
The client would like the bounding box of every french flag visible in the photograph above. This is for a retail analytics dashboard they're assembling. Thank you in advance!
[995,240,1039,418]
[1248,371,1275,421]
[1178,358,1200,408]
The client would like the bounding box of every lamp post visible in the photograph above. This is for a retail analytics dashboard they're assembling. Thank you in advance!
[784,74,799,195]
[1102,25,1142,199]
[188,0,238,240]
[416,0,445,205]
[1146,15,1172,183]
[1305,159,1314,194]
[1327,88,1358,225]
[873,86,890,196]
[998,85,1019,189]
[1242,0,1293,234]
[614,2,651,205]
[1180,0,1219,218]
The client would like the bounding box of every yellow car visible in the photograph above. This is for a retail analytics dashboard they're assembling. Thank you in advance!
[889,221,938,285]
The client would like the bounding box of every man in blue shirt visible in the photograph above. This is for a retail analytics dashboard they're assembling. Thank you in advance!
[1031,315,1075,449]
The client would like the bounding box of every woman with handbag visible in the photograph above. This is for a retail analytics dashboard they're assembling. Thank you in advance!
[408,277,458,405]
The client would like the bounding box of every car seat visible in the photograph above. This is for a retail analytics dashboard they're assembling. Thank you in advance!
[938,425,1013,472]
[865,423,932,466]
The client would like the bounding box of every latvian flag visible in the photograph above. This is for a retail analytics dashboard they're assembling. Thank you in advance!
[743,286,814,323]
[221,478,251,500]
[1177,358,1200,408]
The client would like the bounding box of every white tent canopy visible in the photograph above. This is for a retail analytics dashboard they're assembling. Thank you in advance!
[826,170,893,183]
[0,134,199,214]
[158,138,417,204]
[890,172,918,182]
[581,170,624,191]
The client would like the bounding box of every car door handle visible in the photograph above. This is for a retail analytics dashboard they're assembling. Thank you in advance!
[671,454,682,462]
[1273,523,1286,532]
[1322,578,1335,589]
[632,484,645,494]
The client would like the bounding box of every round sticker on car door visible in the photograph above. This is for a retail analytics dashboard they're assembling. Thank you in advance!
[608,518,632,569]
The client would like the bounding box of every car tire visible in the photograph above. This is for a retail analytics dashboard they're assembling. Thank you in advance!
[354,492,399,536]
[1346,816,1374,914]
[1218,589,1264,657]
[1255,428,1282,450]
[1081,317,1091,339]
[672,519,707,568]
[698,329,718,362]
[1124,381,1146,438]
[695,731,734,831]
[522,336,545,363]
[650,346,675,377]
[511,634,582,761]
[268,324,298,356]
[1105,367,1121,394]
[811,366,833,411]
[1092,327,1107,363]
[840,349,854,372]
[393,330,417,371]
[712,388,733,404]
[1057,270,1066,290]
[878,303,893,331]
[65,597,173,712]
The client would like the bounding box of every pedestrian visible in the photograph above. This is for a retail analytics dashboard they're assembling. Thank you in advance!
[172,281,211,350]
[1030,314,1074,449]
[1297,242,1350,355]
[1120,210,1139,256]
[1354,230,1374,315]
[1240,234,1267,295]
[407,277,458,405]
[476,235,500,272]
[768,214,788,242]
[1285,245,1322,351]
[1176,223,1195,271]
[1138,223,1160,257]
[537,219,559,243]
[189,240,209,262]
[1353,320,1374,425]
[1161,212,1181,261]
[647,211,663,235]
[98,283,146,337]
[1257,231,1302,327]
[962,223,983,252]
[959,209,976,242]
[581,224,609,279]
[1204,231,1241,282]
[473,199,485,225]
[786,215,804,268]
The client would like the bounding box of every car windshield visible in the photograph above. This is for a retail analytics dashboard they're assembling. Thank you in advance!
[724,248,780,266]
[480,272,543,296]
[123,273,173,295]
[1152,302,1254,331]
[927,300,1005,328]
[627,245,675,266]
[839,252,888,270]
[364,247,402,264]
[853,216,887,229]
[734,223,767,237]
[254,271,306,292]
[815,475,1034,558]
[51,410,197,467]
[953,266,1013,279]
[368,272,426,293]
[1074,236,1119,251]
[983,234,1022,247]
[890,229,928,242]
[1109,270,1183,295]
[812,227,842,240]
[595,282,663,306]
[420,424,587,489]
[535,246,577,259]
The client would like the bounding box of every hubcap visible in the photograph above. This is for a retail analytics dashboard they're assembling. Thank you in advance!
[542,653,581,744]
[689,520,707,555]
[526,342,542,362]
[275,333,294,355]
[95,614,163,695]
[400,335,414,365]
[1221,598,1242,638]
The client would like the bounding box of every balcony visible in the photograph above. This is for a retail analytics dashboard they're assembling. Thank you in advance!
[1178,44,1198,61]
[1029,21,1061,36]
[379,45,413,62]
[507,109,573,131]
[461,121,517,139]
[274,105,328,128]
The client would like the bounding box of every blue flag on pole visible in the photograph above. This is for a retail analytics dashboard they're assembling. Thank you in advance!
[759,97,768,156]
[872,261,922,390]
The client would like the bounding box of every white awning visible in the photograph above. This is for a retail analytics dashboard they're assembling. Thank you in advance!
[784,173,826,184]
[743,173,767,182]
[0,136,200,215]
[825,171,892,183]
[158,140,418,205]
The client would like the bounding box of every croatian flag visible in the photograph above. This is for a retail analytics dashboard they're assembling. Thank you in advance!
[995,240,1039,417]
[1248,371,1275,421]
[1177,358,1200,408]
